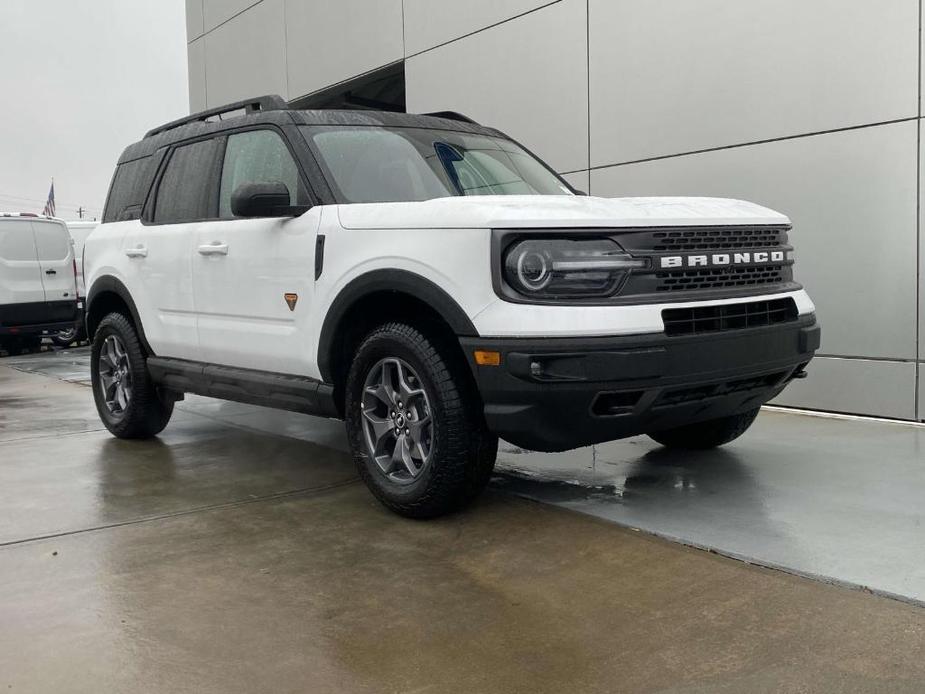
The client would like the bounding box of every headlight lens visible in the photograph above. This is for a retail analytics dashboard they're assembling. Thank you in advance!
[503,238,646,299]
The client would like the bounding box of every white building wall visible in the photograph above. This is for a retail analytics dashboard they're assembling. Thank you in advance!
[186,0,925,421]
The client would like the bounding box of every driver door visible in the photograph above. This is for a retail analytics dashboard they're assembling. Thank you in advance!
[193,128,318,375]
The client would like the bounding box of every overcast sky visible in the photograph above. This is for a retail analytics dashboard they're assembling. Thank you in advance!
[0,1,188,220]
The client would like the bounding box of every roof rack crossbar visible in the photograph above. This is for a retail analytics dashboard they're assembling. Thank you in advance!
[421,111,479,124]
[144,94,289,138]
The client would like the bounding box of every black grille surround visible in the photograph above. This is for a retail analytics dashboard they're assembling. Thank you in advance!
[491,225,800,306]
[662,297,799,337]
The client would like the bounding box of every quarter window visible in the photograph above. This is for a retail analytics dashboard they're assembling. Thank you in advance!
[154,139,220,224]
[219,130,307,218]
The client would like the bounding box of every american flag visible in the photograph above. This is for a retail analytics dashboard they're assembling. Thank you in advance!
[42,181,55,217]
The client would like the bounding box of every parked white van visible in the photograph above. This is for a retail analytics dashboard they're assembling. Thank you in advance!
[0,214,79,355]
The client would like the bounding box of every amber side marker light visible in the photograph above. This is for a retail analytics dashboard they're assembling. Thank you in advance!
[474,350,501,366]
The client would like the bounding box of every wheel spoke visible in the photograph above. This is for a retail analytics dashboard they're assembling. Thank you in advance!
[115,384,128,411]
[395,361,424,404]
[112,337,126,362]
[407,416,431,443]
[99,372,116,396]
[363,409,394,450]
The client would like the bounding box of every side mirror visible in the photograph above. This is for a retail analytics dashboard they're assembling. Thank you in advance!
[230,182,308,218]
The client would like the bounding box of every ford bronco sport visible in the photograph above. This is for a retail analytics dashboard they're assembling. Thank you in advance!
[85,95,819,518]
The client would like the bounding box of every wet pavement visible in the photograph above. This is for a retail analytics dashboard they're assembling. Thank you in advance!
[2,348,925,692]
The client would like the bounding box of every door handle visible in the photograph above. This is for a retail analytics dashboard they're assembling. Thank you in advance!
[125,245,148,258]
[198,242,229,256]
[45,269,57,275]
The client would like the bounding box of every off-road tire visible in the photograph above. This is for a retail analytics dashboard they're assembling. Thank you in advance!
[91,312,173,439]
[345,322,498,519]
[648,407,760,450]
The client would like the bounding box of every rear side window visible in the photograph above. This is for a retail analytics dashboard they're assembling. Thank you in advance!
[218,130,308,218]
[32,223,70,260]
[154,139,220,224]
[103,157,154,223]
[0,220,38,262]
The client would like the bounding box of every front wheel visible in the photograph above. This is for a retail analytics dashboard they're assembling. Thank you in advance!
[345,322,498,518]
[648,407,761,450]
[91,312,173,439]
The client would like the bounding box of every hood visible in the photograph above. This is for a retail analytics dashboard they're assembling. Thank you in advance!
[336,195,790,230]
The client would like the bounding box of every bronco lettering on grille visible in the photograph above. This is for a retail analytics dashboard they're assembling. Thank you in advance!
[659,250,788,269]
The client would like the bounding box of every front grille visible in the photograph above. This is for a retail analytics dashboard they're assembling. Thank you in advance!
[662,297,798,337]
[611,225,797,301]
[653,371,789,408]
[652,228,784,252]
[656,265,787,293]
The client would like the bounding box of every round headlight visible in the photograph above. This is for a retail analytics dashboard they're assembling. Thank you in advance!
[515,248,552,291]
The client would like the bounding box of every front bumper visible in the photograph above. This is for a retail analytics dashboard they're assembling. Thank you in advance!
[461,315,820,452]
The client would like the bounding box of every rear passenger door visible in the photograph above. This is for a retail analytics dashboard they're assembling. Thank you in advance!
[193,128,319,375]
[32,221,76,306]
[125,137,220,359]
[0,219,45,308]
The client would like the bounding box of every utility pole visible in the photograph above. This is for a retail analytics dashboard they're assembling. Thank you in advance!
[77,206,84,219]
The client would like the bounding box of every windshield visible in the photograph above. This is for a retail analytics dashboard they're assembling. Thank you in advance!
[301,125,573,204]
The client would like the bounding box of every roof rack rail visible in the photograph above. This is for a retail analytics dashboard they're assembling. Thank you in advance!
[144,94,289,138]
[421,111,479,124]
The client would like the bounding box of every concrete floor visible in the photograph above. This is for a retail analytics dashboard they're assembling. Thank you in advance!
[2,348,925,692]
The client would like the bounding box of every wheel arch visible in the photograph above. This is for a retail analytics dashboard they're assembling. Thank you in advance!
[85,276,153,355]
[318,270,479,413]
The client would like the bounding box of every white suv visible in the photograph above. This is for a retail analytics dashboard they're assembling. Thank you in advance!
[0,214,79,355]
[84,96,820,517]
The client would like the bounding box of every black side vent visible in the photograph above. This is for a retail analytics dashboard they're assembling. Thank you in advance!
[662,298,798,337]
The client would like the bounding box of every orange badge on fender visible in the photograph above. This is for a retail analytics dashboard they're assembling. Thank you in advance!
[284,293,298,311]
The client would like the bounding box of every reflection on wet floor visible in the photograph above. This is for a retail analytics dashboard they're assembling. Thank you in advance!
[7,346,925,604]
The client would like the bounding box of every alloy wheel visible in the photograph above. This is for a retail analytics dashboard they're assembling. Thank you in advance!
[360,357,434,484]
[98,334,133,415]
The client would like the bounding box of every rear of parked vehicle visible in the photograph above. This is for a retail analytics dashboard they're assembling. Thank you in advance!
[84,97,818,518]
[50,220,98,347]
[0,215,78,355]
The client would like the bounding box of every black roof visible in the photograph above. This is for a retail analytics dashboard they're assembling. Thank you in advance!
[118,95,503,165]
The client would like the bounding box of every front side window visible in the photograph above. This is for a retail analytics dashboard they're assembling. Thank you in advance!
[154,139,220,224]
[301,126,572,204]
[219,130,308,218]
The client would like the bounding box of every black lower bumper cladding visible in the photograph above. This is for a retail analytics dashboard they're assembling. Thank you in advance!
[461,315,820,452]
[0,300,79,336]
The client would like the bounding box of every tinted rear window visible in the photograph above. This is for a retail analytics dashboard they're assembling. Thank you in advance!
[103,157,154,223]
[154,139,220,224]
[0,220,37,262]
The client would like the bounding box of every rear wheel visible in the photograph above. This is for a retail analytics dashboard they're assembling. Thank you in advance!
[52,325,85,348]
[648,407,761,450]
[91,312,173,439]
[345,322,497,518]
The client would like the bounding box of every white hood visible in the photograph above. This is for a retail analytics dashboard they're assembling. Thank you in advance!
[336,195,789,230]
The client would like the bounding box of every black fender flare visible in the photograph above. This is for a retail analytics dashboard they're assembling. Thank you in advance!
[317,269,478,383]
[85,276,154,355]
